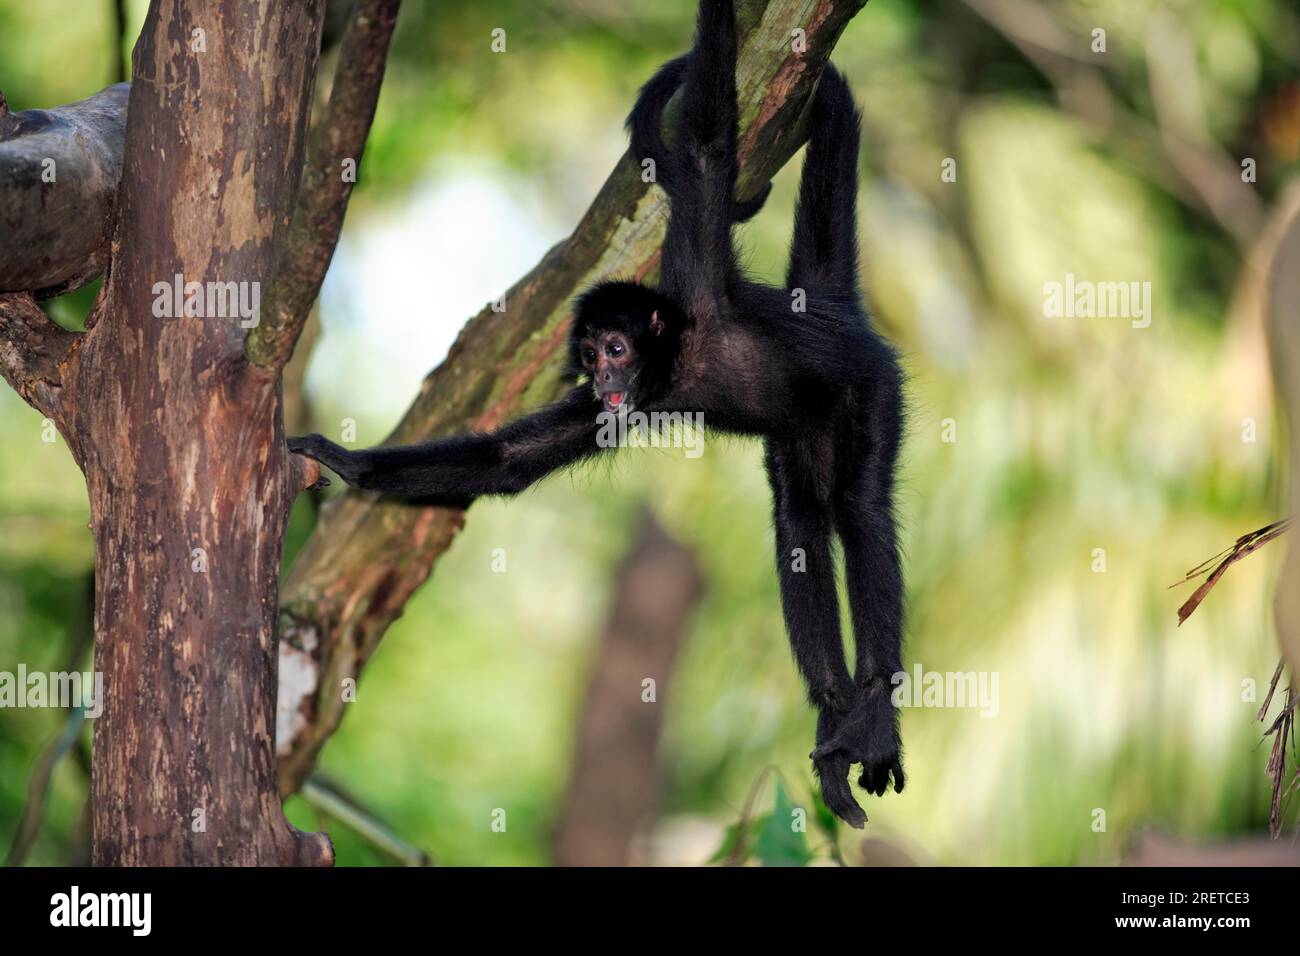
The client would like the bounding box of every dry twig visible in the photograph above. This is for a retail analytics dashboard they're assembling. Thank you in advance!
[1170,518,1292,626]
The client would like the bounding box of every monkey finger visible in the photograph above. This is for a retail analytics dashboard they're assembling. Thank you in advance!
[823,779,866,829]
[859,766,886,797]
[815,753,866,828]
[286,433,322,455]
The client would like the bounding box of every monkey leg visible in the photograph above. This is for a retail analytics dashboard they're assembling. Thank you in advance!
[765,441,866,827]
[824,457,905,800]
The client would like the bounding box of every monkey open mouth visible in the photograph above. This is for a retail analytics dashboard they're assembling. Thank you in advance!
[602,391,628,413]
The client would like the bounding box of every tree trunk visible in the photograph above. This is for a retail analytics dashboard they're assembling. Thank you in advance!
[0,0,342,866]
[2,0,397,864]
[77,0,333,867]
[553,509,704,866]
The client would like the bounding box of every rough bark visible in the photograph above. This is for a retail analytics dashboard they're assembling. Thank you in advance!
[49,0,333,866]
[274,0,869,795]
[0,84,129,296]
[552,510,704,866]
[0,292,78,421]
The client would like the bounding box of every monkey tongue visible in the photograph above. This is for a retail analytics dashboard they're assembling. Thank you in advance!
[604,392,625,410]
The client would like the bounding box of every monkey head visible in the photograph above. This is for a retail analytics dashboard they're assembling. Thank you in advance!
[570,280,683,415]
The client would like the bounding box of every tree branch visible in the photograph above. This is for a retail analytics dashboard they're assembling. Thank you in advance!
[275,0,869,796]
[3,705,87,866]
[246,0,402,373]
[0,292,79,421]
[300,775,433,866]
[0,83,129,295]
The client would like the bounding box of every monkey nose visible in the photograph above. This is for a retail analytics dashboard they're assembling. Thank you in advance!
[600,371,612,383]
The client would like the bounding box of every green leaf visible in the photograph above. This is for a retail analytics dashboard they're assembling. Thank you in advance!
[754,778,813,867]
[709,821,740,864]
[811,784,839,838]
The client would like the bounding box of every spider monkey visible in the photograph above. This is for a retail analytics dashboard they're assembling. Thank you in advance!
[290,0,905,828]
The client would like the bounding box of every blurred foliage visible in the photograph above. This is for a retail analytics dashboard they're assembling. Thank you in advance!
[2,0,1298,865]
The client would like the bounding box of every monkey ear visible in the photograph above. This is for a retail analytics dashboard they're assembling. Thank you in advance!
[650,310,664,336]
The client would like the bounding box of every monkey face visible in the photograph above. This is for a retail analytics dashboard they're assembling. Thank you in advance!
[570,279,680,414]
[578,329,640,413]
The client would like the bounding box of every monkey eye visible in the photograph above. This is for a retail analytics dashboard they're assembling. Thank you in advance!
[582,348,596,365]
[606,342,625,358]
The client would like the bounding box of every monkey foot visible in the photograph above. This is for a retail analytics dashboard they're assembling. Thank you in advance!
[810,686,905,828]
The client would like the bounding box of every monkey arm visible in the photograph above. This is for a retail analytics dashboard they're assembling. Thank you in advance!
[288,386,608,502]
[629,0,743,310]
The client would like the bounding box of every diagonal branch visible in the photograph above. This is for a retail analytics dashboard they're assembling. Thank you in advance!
[0,292,79,421]
[246,0,402,374]
[275,0,870,796]
[300,775,434,865]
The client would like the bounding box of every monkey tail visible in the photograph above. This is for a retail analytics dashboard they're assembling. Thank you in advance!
[786,65,862,298]
[627,53,772,224]
[628,54,690,185]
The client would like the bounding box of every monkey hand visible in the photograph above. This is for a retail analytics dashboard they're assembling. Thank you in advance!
[287,433,365,487]
[810,680,904,829]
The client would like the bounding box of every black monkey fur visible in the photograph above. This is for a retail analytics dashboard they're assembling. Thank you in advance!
[290,0,905,828]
